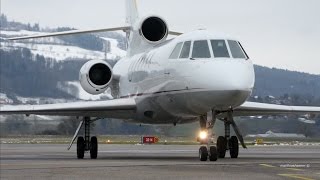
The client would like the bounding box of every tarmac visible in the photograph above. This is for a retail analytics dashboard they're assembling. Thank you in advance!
[1,144,320,180]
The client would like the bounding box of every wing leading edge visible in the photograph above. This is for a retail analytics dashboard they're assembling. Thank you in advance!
[6,26,182,41]
[0,98,136,119]
[234,101,320,116]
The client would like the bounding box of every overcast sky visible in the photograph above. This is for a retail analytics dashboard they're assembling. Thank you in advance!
[1,0,320,75]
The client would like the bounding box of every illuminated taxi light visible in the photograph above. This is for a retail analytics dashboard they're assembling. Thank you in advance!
[199,131,208,140]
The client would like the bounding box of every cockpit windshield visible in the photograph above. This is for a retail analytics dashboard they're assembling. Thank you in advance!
[211,40,230,58]
[169,39,249,60]
[192,40,211,58]
[179,41,191,58]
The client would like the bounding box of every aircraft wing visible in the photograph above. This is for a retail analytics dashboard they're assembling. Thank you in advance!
[0,98,136,119]
[234,101,320,116]
[6,26,131,40]
[6,26,182,41]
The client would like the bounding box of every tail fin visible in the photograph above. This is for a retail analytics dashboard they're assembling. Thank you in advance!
[126,0,139,25]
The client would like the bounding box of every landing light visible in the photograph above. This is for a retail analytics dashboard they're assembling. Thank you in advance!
[199,131,208,140]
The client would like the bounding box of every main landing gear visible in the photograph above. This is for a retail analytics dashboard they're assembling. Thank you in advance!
[68,117,98,159]
[198,110,246,161]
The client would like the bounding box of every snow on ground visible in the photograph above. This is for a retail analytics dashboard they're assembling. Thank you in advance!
[1,30,123,102]
[16,96,69,104]
[1,42,122,61]
[58,81,113,100]
[100,37,126,57]
[1,30,65,44]
[34,115,55,121]
[0,30,48,36]
[1,30,126,61]
[0,93,9,99]
[0,93,13,104]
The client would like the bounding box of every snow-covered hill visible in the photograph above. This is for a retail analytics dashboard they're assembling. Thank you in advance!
[0,29,126,103]
[1,30,126,61]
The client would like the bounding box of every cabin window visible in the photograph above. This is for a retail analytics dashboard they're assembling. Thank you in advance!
[179,41,191,58]
[169,42,183,59]
[211,40,230,58]
[192,40,211,58]
[228,40,247,59]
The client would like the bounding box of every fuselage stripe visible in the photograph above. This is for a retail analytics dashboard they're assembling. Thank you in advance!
[120,88,203,98]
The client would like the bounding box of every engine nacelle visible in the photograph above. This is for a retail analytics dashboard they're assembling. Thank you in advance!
[139,16,168,44]
[79,60,113,95]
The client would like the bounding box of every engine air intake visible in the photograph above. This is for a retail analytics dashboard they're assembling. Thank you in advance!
[89,63,112,86]
[140,16,168,42]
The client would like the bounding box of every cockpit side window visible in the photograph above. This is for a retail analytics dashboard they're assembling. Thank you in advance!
[169,42,183,59]
[192,40,211,58]
[228,40,247,59]
[238,42,250,59]
[211,40,230,58]
[179,41,191,58]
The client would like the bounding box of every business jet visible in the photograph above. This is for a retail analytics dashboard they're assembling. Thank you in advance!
[1,0,320,161]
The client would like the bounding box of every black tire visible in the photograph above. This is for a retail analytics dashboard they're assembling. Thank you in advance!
[199,146,208,161]
[217,136,227,158]
[209,146,218,161]
[90,136,98,159]
[229,136,239,158]
[77,136,85,159]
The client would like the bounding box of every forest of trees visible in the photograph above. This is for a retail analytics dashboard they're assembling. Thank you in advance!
[0,14,40,31]
[0,48,81,99]
[0,48,120,100]
[253,66,320,99]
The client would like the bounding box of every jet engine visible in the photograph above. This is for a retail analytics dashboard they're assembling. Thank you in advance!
[139,16,168,43]
[79,60,113,95]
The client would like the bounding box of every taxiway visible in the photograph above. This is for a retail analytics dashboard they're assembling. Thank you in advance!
[1,144,319,180]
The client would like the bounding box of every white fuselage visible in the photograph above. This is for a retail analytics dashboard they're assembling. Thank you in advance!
[113,30,255,124]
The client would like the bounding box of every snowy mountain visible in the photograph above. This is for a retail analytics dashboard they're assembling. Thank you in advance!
[0,15,127,103]
[1,30,126,61]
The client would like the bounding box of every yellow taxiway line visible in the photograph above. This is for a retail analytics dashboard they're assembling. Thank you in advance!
[278,174,314,180]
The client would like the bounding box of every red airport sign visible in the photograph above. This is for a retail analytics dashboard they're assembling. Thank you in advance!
[142,136,159,144]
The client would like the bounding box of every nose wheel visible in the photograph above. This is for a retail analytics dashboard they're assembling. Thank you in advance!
[199,145,218,161]
[208,146,218,161]
[198,111,218,161]
[198,110,245,161]
[199,146,208,161]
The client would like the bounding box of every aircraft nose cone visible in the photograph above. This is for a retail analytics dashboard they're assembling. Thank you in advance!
[184,60,254,109]
[188,60,255,92]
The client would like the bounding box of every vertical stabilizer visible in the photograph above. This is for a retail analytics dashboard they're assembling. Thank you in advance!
[126,0,139,25]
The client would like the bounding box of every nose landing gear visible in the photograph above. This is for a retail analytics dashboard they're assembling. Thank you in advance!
[198,110,246,161]
[198,110,218,161]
